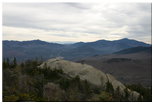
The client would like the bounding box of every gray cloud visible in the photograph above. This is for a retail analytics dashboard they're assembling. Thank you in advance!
[3,3,151,43]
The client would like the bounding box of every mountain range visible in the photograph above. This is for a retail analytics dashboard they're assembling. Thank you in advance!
[3,38,151,62]
[2,38,152,101]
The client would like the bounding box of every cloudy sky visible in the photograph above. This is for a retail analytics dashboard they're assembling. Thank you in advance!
[3,3,151,43]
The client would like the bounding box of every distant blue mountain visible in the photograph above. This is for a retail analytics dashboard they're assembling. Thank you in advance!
[71,38,150,54]
[3,38,151,61]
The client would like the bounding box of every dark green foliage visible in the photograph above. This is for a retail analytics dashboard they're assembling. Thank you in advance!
[90,91,113,101]
[3,57,18,69]
[112,86,123,101]
[59,78,70,90]
[3,58,94,101]
[126,84,152,102]
[13,57,17,68]
[2,58,152,102]
[105,81,114,94]
[3,58,10,69]
[6,58,10,67]
[124,88,129,101]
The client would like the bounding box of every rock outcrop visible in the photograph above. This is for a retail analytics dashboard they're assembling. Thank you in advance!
[39,58,140,101]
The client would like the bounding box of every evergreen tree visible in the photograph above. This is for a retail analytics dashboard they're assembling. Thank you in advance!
[105,81,114,94]
[13,57,17,68]
[113,86,122,101]
[124,88,129,101]
[3,58,6,69]
[6,58,10,68]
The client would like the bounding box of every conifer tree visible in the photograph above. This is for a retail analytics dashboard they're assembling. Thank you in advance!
[13,57,17,68]
[106,81,114,94]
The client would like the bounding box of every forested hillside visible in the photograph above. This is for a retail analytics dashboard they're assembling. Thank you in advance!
[3,58,151,102]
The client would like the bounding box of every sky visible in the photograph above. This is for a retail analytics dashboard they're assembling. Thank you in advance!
[3,3,151,44]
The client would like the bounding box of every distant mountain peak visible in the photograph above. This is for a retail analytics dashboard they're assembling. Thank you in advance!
[115,38,130,41]
[32,39,42,41]
[24,39,45,42]
[120,38,129,40]
[95,39,109,42]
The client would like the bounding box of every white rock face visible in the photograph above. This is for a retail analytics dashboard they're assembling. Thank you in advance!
[106,74,140,101]
[39,58,140,101]
[106,74,126,94]
[39,58,108,86]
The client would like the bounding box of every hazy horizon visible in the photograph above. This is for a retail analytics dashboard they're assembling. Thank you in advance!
[3,37,151,44]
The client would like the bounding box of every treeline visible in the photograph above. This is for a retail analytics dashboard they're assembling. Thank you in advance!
[3,58,152,102]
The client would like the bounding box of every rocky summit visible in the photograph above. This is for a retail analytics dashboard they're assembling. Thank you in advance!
[39,57,140,101]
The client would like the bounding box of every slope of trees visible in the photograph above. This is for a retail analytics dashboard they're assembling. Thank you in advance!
[2,58,152,102]
[126,84,152,101]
